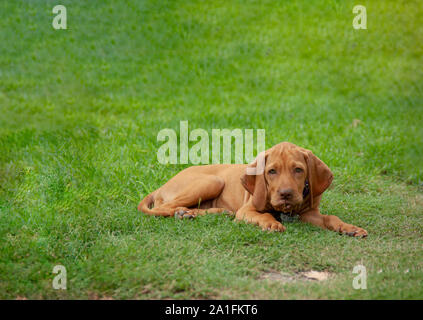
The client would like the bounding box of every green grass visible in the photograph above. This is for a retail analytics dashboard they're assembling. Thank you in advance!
[1,0,422,299]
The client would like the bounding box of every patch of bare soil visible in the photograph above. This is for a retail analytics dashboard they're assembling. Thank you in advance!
[259,270,331,283]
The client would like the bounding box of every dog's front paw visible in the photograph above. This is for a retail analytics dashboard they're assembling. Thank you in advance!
[174,207,196,219]
[339,225,368,238]
[349,227,368,238]
[260,220,286,232]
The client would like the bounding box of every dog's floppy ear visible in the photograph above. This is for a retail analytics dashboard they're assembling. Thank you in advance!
[304,150,333,207]
[240,152,268,212]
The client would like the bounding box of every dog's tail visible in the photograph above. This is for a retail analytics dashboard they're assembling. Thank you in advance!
[137,191,156,213]
[137,191,173,217]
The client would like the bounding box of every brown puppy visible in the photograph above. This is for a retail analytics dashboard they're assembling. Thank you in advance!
[138,142,367,237]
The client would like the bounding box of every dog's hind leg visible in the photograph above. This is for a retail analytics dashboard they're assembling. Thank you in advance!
[174,207,233,219]
[138,174,225,217]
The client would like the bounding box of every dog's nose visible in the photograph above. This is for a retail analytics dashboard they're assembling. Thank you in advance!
[279,188,294,200]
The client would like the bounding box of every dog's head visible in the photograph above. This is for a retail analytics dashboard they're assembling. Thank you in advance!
[241,142,333,212]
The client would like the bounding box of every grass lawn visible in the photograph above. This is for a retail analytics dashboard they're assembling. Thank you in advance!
[0,0,422,299]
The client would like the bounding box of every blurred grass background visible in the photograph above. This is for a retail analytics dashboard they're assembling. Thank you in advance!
[0,0,422,299]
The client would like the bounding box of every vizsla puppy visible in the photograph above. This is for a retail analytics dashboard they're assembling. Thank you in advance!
[138,142,367,237]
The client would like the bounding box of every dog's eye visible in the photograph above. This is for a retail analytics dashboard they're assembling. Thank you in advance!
[268,169,277,174]
[295,167,303,173]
